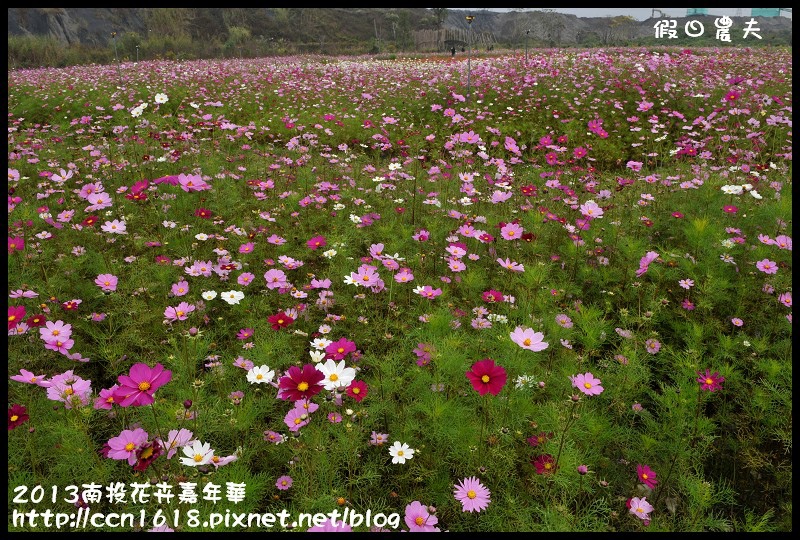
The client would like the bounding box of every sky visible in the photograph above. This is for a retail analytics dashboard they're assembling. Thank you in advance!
[463,8,791,20]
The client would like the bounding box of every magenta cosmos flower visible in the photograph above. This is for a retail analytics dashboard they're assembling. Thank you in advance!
[510,326,549,351]
[636,464,658,489]
[404,501,440,532]
[113,363,172,407]
[307,235,327,250]
[572,372,604,396]
[465,359,507,396]
[454,476,491,512]
[697,369,725,392]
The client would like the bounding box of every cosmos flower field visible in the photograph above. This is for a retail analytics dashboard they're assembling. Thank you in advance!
[7,47,792,532]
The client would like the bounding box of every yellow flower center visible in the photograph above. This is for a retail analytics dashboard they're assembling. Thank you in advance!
[467,490,477,499]
[278,319,284,325]
[415,517,425,526]
[30,377,37,383]
[297,382,309,392]
[8,315,15,322]
[52,329,60,336]
[508,231,515,236]
[642,473,648,480]
[545,463,552,470]
[352,387,360,394]
[584,382,592,389]
[705,378,713,385]
[176,310,185,317]
[481,375,490,383]
[106,396,114,403]
[193,454,203,462]
[138,381,151,391]
[125,442,135,451]
[256,374,263,380]
[64,387,74,396]
[329,374,339,382]
[397,450,404,456]
[104,281,110,286]
[294,418,302,425]
[10,415,19,422]
[636,507,644,513]
[139,446,154,460]
[523,338,531,346]
[212,456,220,463]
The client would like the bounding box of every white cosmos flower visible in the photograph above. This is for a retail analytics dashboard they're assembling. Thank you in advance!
[180,440,214,467]
[322,249,337,259]
[195,233,209,241]
[310,338,332,351]
[388,441,415,464]
[202,290,217,301]
[315,359,356,391]
[309,350,326,363]
[246,365,275,384]
[343,275,357,286]
[220,290,245,305]
[154,93,169,104]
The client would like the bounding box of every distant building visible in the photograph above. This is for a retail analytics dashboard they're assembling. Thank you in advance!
[686,8,708,16]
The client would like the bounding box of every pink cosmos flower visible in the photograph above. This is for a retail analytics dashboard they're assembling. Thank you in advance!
[510,327,549,352]
[107,428,149,466]
[94,385,119,410]
[500,222,524,240]
[636,251,659,277]
[113,363,172,407]
[497,257,525,272]
[39,320,72,341]
[276,475,293,490]
[158,428,196,459]
[95,273,118,292]
[10,369,50,387]
[645,338,661,354]
[284,408,310,432]
[756,259,778,274]
[405,501,440,532]
[171,280,189,297]
[454,476,491,513]
[572,372,604,396]
[629,497,654,521]
[46,370,92,409]
[164,302,195,322]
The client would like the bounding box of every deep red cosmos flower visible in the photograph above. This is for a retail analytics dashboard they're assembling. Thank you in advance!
[8,404,29,430]
[268,311,294,330]
[278,364,325,401]
[465,358,507,396]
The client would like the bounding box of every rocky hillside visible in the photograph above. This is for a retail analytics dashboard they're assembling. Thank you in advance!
[8,7,792,49]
